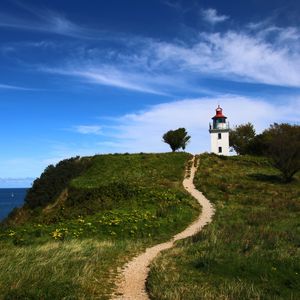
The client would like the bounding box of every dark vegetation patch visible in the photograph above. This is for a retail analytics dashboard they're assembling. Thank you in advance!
[248,173,283,183]
[26,156,92,209]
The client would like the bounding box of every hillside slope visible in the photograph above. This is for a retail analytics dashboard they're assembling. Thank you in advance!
[0,153,199,299]
[148,153,300,299]
[6,153,194,225]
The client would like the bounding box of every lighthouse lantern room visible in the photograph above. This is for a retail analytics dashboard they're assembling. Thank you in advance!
[209,105,230,156]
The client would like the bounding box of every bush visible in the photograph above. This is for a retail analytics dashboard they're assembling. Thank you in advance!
[25,156,92,209]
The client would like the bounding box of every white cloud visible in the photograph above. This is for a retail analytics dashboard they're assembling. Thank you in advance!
[74,125,102,135]
[3,2,300,91]
[151,28,300,87]
[20,6,298,91]
[201,8,229,24]
[42,23,300,91]
[76,70,168,95]
[101,95,300,154]
[43,66,174,95]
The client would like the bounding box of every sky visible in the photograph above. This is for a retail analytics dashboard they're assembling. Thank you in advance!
[0,0,300,187]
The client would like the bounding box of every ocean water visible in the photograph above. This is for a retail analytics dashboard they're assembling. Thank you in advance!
[0,188,27,221]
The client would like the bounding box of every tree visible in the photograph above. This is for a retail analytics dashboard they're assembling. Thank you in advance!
[163,128,191,152]
[246,133,267,156]
[261,123,300,182]
[229,123,256,155]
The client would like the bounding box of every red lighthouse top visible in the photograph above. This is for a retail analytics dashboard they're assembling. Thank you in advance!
[212,105,227,119]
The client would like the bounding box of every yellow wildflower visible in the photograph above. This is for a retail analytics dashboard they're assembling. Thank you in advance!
[52,229,62,239]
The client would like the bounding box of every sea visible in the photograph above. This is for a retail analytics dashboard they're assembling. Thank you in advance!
[0,188,27,221]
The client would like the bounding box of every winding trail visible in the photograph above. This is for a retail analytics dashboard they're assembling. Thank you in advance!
[113,156,215,300]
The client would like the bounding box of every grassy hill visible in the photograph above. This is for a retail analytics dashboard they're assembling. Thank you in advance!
[3,152,297,299]
[148,153,300,299]
[0,153,199,299]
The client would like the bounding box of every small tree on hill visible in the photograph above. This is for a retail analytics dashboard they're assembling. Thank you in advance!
[163,128,191,152]
[262,123,300,182]
[229,123,256,155]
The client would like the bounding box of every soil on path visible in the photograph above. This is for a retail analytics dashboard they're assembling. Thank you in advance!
[113,156,215,300]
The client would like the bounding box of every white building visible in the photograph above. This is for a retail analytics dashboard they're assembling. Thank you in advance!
[209,105,230,155]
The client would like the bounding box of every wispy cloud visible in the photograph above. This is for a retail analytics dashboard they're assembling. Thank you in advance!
[0,83,36,91]
[39,18,300,91]
[0,2,99,39]
[201,8,229,24]
[42,66,173,96]
[150,27,300,87]
[163,0,182,11]
[73,125,102,135]
[6,3,300,92]
[76,70,169,95]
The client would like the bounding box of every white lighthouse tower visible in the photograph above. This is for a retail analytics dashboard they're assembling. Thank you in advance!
[209,105,230,155]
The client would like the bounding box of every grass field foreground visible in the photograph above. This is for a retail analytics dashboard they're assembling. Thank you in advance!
[0,153,199,299]
[148,153,300,299]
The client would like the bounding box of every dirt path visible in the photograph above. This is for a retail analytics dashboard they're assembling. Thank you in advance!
[113,156,215,300]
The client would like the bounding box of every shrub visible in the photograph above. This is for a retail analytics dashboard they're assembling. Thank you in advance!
[25,157,92,209]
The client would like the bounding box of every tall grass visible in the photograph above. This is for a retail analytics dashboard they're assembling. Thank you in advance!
[0,239,145,299]
[147,153,300,299]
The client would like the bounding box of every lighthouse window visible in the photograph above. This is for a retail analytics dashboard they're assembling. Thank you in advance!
[218,147,222,153]
[218,133,222,139]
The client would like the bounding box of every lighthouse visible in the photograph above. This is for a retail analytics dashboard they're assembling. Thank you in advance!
[209,105,230,155]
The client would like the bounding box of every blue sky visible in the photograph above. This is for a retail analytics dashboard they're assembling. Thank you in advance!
[0,0,300,187]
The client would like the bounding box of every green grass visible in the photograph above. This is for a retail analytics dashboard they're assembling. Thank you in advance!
[0,239,145,300]
[72,152,186,188]
[0,152,199,299]
[147,153,300,299]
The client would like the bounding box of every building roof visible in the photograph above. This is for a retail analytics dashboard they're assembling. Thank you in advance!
[212,105,227,119]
